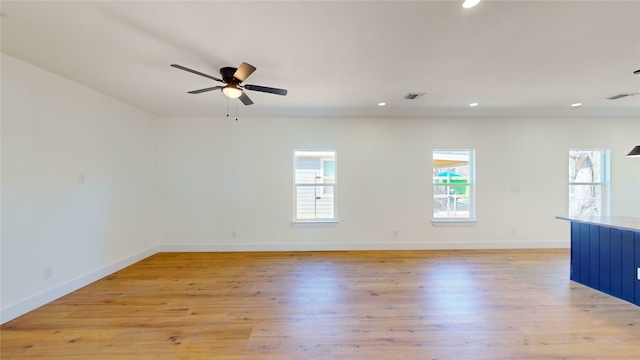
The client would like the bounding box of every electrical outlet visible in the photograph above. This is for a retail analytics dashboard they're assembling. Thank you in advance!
[43,267,53,279]
[231,231,236,238]
[393,230,398,237]
[511,229,517,235]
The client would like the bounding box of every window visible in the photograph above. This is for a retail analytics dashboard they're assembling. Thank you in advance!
[568,149,609,216]
[294,150,336,221]
[433,149,475,221]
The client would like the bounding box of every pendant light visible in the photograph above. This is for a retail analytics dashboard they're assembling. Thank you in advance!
[626,146,640,157]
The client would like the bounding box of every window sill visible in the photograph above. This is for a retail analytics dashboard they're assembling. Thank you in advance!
[291,219,339,227]
[431,219,477,226]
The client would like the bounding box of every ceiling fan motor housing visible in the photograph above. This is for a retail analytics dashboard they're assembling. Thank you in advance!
[220,67,239,83]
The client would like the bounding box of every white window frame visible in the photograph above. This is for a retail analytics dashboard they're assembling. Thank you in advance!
[432,149,476,222]
[568,149,610,217]
[293,150,337,223]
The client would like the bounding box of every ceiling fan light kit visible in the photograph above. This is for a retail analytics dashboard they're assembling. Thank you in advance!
[171,62,287,106]
[222,84,243,99]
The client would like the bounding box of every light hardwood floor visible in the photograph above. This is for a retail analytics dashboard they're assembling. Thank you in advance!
[2,250,639,359]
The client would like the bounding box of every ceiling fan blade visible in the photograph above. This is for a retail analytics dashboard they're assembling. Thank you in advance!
[171,64,224,83]
[233,62,257,82]
[239,92,254,106]
[244,84,288,96]
[188,86,223,94]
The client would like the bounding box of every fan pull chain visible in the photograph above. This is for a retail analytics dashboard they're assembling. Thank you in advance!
[226,97,229,118]
[236,99,238,121]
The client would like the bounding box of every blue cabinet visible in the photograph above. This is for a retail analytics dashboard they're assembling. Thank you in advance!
[598,226,610,294]
[621,230,635,303]
[570,222,580,282]
[570,222,639,306]
[589,224,600,289]
[636,232,640,305]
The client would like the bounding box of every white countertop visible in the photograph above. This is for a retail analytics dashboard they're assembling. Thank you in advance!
[556,216,640,232]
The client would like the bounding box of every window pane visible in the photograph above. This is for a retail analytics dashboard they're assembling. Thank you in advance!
[296,185,335,219]
[568,149,608,216]
[433,149,474,220]
[433,185,471,219]
[295,151,335,184]
[569,184,601,216]
[294,150,336,221]
[569,150,603,183]
[433,150,470,184]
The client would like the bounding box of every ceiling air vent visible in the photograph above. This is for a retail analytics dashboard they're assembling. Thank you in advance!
[605,93,639,100]
[404,93,426,100]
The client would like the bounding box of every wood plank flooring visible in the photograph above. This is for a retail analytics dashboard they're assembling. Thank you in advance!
[2,250,639,359]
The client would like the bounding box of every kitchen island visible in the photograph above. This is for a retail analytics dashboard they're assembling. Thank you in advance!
[556,216,640,306]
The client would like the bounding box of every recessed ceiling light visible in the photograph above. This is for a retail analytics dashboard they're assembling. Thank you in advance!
[378,102,386,107]
[469,102,479,107]
[571,102,582,107]
[463,0,481,9]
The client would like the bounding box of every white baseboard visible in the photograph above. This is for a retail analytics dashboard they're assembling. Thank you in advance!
[158,240,569,252]
[0,245,158,325]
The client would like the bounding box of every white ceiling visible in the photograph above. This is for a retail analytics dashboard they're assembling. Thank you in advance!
[2,0,639,118]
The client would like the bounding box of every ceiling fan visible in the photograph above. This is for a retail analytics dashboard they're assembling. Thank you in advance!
[171,62,287,105]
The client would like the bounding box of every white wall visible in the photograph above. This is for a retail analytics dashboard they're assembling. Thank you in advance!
[157,116,640,251]
[1,54,158,323]
[2,53,639,324]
